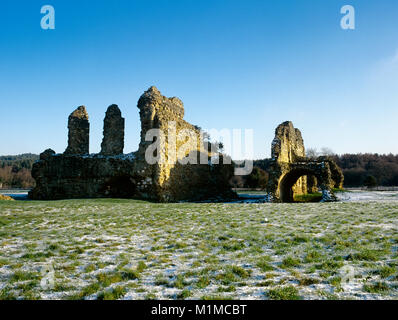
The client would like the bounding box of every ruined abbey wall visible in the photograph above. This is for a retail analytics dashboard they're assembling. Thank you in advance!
[271,121,307,197]
[134,86,234,202]
[29,104,137,200]
[267,121,342,202]
[64,106,89,155]
[29,87,235,202]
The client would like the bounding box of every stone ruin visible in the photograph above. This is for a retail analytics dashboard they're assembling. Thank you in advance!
[100,104,125,156]
[64,106,89,155]
[266,121,343,202]
[28,87,343,203]
[29,87,236,202]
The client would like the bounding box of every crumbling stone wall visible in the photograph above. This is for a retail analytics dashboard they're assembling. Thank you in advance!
[29,149,137,200]
[267,121,339,202]
[306,157,344,193]
[318,156,344,189]
[270,121,307,197]
[271,121,305,163]
[29,87,235,202]
[100,104,125,155]
[64,106,89,155]
[134,86,234,201]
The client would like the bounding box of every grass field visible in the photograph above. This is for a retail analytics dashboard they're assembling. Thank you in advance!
[0,198,397,300]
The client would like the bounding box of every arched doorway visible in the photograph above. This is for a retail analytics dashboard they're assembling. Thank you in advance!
[279,169,321,202]
[102,175,136,198]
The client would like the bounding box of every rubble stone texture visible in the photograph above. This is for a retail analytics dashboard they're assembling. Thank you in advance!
[100,104,125,155]
[271,121,307,196]
[135,86,234,202]
[318,156,344,189]
[64,106,89,155]
[267,121,340,202]
[271,121,305,162]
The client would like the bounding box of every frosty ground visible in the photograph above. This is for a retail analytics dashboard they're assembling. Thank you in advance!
[0,196,397,300]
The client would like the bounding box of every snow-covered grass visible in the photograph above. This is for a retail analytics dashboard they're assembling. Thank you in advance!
[336,190,398,202]
[0,198,397,300]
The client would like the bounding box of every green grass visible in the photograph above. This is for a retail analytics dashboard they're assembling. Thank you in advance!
[299,277,320,286]
[347,249,382,262]
[172,275,189,289]
[154,276,169,286]
[217,285,236,292]
[377,265,396,279]
[0,198,397,299]
[145,292,157,300]
[97,286,126,300]
[256,256,274,272]
[10,271,39,282]
[120,269,140,281]
[363,282,390,294]
[329,276,342,287]
[266,286,301,300]
[201,295,234,300]
[69,283,101,300]
[280,256,301,269]
[96,272,123,286]
[177,289,192,299]
[293,192,323,203]
[229,265,252,278]
[304,250,323,263]
[316,260,344,271]
[0,287,17,300]
[196,276,211,288]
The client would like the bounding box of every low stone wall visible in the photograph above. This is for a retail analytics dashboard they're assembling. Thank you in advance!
[29,151,137,200]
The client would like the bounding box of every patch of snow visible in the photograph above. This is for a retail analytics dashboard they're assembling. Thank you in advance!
[337,190,398,202]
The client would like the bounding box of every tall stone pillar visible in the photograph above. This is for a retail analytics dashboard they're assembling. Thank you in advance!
[64,106,89,155]
[100,104,125,155]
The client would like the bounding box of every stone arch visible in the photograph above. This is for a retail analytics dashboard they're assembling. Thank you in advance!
[279,168,325,202]
[267,160,335,203]
[265,121,341,203]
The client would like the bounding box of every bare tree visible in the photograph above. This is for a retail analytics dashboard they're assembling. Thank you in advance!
[306,148,318,159]
[320,147,335,156]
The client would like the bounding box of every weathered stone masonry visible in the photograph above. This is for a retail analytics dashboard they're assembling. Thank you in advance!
[133,86,236,202]
[266,121,343,202]
[270,121,307,197]
[29,87,235,202]
[64,106,89,155]
[100,104,125,156]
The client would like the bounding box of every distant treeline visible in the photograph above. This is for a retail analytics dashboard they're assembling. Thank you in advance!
[0,154,38,189]
[231,154,398,189]
[331,154,398,187]
[1,153,398,189]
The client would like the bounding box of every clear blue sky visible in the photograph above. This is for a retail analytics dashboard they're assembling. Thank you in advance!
[0,0,397,159]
